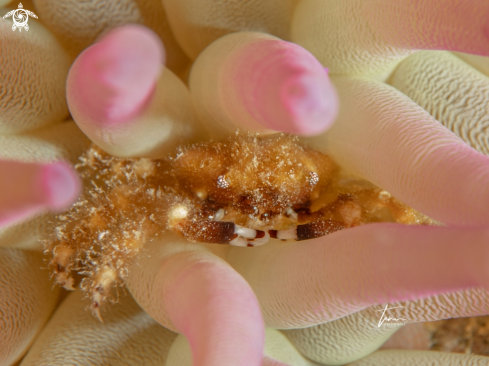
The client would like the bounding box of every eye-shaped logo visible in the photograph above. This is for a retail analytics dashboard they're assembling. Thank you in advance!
[3,3,38,32]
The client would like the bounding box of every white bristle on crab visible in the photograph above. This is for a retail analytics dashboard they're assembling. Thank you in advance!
[214,208,225,221]
[286,207,298,220]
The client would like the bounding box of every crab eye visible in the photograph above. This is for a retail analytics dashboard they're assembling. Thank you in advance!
[217,175,230,188]
[308,172,319,186]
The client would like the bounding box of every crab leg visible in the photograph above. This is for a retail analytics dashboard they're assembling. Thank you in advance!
[172,217,270,247]
[270,220,345,241]
[174,211,346,245]
[171,206,347,246]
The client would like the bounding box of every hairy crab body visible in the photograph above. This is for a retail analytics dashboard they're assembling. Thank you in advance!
[46,133,430,319]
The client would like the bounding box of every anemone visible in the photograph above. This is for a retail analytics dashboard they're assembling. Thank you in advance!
[1,1,489,366]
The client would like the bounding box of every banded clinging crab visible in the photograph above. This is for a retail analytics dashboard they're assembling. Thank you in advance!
[46,132,431,319]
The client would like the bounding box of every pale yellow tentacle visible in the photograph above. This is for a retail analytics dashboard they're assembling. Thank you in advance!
[0,248,60,366]
[20,290,178,365]
[389,51,489,155]
[0,17,70,133]
[346,350,489,365]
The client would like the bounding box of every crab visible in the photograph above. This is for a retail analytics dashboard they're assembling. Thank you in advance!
[46,133,431,319]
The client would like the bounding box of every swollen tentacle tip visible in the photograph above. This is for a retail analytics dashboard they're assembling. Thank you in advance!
[70,24,164,125]
[40,162,81,211]
[242,38,339,135]
[0,160,80,228]
[278,73,338,136]
[190,32,338,136]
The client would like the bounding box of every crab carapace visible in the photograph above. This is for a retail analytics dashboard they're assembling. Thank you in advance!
[46,133,431,319]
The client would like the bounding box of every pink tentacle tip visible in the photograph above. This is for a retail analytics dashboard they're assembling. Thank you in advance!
[279,73,338,136]
[39,162,81,211]
[242,41,339,136]
[72,24,165,124]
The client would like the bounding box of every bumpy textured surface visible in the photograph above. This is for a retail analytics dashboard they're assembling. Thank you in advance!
[31,0,189,73]
[378,287,489,324]
[0,122,90,250]
[389,51,489,155]
[283,310,400,365]
[0,17,70,134]
[284,286,489,364]
[20,290,177,365]
[291,0,412,78]
[305,76,489,226]
[0,249,59,366]
[0,121,90,166]
[291,0,489,79]
[347,350,489,365]
[162,0,297,59]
